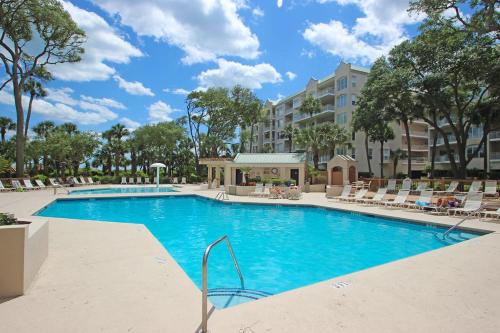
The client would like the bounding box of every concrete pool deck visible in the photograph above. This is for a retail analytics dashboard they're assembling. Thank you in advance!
[1,185,499,332]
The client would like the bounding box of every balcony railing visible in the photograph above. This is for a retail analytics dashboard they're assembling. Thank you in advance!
[490,152,500,161]
[402,157,428,164]
[401,145,428,151]
[490,131,500,140]
[292,104,335,122]
[318,87,335,98]
[292,98,302,109]
[402,131,428,137]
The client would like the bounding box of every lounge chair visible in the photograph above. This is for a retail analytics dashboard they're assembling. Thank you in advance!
[344,189,368,203]
[80,177,90,185]
[448,192,484,216]
[86,177,98,185]
[136,177,143,184]
[144,177,151,184]
[250,183,264,197]
[329,185,353,201]
[468,180,482,193]
[435,181,459,194]
[35,179,47,189]
[482,208,500,219]
[181,177,187,184]
[72,177,83,186]
[0,180,15,192]
[172,177,178,184]
[357,187,387,205]
[415,181,429,192]
[382,190,410,207]
[128,177,135,184]
[23,179,41,190]
[401,178,412,191]
[11,180,24,190]
[121,177,127,185]
[288,186,302,200]
[386,179,397,193]
[262,184,271,197]
[406,190,433,210]
[484,180,498,197]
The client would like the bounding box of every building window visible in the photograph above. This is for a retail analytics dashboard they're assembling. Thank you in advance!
[351,131,355,141]
[336,76,347,91]
[468,126,483,139]
[276,105,285,117]
[336,94,347,108]
[467,145,484,158]
[383,148,390,161]
[336,112,347,125]
[351,74,357,88]
[368,148,373,160]
[351,94,357,105]
[351,148,356,159]
[336,147,347,155]
[276,143,284,153]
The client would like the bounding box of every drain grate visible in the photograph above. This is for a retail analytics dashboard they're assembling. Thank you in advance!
[332,281,351,289]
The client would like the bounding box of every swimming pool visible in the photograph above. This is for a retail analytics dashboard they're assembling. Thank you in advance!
[69,186,177,195]
[36,195,480,308]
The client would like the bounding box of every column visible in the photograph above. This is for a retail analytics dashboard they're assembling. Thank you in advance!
[215,166,221,187]
[299,167,305,186]
[207,165,213,189]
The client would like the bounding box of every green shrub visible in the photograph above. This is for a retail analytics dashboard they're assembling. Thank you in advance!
[98,175,118,184]
[33,174,48,184]
[189,174,202,183]
[0,213,18,226]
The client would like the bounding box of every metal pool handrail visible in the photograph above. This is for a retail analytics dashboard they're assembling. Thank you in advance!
[202,235,244,333]
[443,205,485,239]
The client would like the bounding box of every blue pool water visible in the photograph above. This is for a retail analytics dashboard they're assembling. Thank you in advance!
[36,195,480,308]
[69,186,177,195]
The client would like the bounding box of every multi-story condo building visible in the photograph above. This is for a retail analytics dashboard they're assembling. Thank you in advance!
[252,62,431,177]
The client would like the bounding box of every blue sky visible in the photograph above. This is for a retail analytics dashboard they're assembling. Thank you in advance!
[0,0,424,133]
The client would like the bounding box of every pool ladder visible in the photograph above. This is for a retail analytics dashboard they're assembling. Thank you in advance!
[215,191,229,201]
[442,205,484,239]
[201,235,244,333]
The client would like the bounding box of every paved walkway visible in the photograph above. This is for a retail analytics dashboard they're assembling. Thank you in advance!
[1,185,499,332]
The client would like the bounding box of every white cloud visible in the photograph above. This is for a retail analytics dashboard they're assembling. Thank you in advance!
[300,49,316,59]
[163,88,191,96]
[120,117,141,130]
[196,59,282,90]
[305,0,422,64]
[148,101,179,123]
[270,93,285,104]
[252,7,264,17]
[286,71,297,80]
[49,1,143,82]
[45,87,78,106]
[80,96,126,110]
[92,0,260,64]
[113,75,155,96]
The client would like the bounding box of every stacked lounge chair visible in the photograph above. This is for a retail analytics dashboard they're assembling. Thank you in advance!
[382,190,410,207]
[357,187,387,205]
[136,177,143,184]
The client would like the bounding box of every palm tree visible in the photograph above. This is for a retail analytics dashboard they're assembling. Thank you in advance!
[390,149,407,178]
[23,79,47,138]
[298,94,321,125]
[294,126,324,169]
[32,121,55,174]
[0,117,16,143]
[319,122,349,158]
[59,122,79,135]
[283,124,294,152]
[109,124,130,175]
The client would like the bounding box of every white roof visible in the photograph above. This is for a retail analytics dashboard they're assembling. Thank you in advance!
[233,153,306,164]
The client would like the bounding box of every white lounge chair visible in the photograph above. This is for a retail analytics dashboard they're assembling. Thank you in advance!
[357,187,387,205]
[250,183,264,197]
[387,179,397,192]
[172,177,178,184]
[136,177,142,184]
[448,192,484,216]
[382,190,410,207]
[406,190,433,210]
[181,177,187,184]
[128,177,135,184]
[86,177,98,185]
[0,180,15,191]
[401,178,412,191]
[72,177,83,186]
[468,180,482,193]
[35,179,47,189]
[484,180,498,197]
[436,181,459,194]
[121,177,127,184]
[262,184,271,197]
[12,180,24,190]
[330,185,353,201]
[415,181,429,192]
[482,208,500,219]
[79,177,88,185]
[344,189,368,203]
[144,177,151,184]
[23,179,40,190]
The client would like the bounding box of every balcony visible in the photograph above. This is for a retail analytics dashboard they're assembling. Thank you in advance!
[435,154,459,163]
[401,157,428,164]
[318,87,335,98]
[490,131,500,141]
[292,97,302,109]
[402,131,428,138]
[319,154,331,163]
[435,135,457,146]
[285,108,294,115]
[293,104,335,122]
[437,116,458,127]
[490,152,500,161]
[401,145,428,151]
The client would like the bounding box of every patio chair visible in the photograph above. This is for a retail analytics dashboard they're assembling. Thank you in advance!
[382,190,410,207]
[144,177,151,184]
[401,178,412,191]
[48,178,59,187]
[172,177,178,184]
[288,186,302,200]
[181,177,187,184]
[121,177,127,184]
[250,183,264,197]
[435,181,459,194]
[484,180,498,197]
[415,181,429,192]
[35,179,47,189]
[23,179,41,190]
[0,179,15,192]
[406,190,433,210]
[448,192,484,216]
[136,177,143,185]
[344,189,368,203]
[329,185,353,201]
[468,180,482,193]
[386,179,397,192]
[11,180,24,190]
[482,208,500,219]
[357,187,387,205]
[86,177,99,185]
[72,177,82,186]
[128,177,135,185]
[79,177,88,185]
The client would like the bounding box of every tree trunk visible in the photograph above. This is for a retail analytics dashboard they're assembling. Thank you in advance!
[313,147,319,170]
[483,137,488,179]
[403,120,412,177]
[249,125,254,153]
[24,94,35,138]
[365,133,372,176]
[1,128,6,143]
[13,79,25,177]
[131,150,137,175]
[380,141,384,179]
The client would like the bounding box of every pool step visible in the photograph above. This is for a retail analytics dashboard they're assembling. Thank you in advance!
[208,288,272,300]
